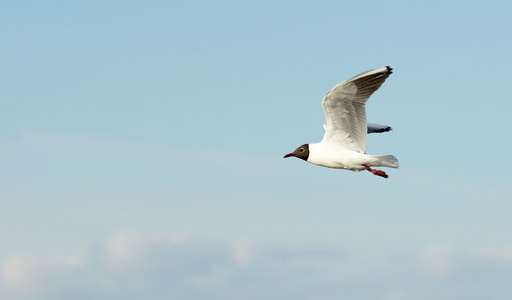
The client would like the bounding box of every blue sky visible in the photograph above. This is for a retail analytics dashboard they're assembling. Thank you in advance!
[2,1,512,299]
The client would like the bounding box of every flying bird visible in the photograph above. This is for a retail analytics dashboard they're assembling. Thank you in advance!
[284,66,398,178]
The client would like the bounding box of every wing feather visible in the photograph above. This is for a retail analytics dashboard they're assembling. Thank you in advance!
[321,66,392,152]
[367,123,392,133]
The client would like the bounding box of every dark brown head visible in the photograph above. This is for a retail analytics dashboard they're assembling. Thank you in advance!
[283,144,309,161]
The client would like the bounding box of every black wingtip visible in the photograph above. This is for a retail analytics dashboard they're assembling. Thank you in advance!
[373,126,392,133]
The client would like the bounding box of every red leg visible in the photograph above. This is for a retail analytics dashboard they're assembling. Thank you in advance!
[362,164,388,178]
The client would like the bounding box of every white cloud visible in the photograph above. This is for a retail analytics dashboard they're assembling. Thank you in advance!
[418,244,457,278]
[383,289,407,300]
[1,256,36,285]
[0,251,90,300]
[2,235,512,300]
[417,244,512,280]
[231,239,256,267]
[471,246,512,263]
[103,231,146,269]
[102,231,193,271]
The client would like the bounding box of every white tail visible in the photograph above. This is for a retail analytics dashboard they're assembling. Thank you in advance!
[370,155,399,168]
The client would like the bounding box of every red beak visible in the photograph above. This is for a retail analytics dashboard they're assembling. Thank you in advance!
[283,153,295,158]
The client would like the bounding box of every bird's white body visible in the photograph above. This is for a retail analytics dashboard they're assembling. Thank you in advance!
[307,142,398,171]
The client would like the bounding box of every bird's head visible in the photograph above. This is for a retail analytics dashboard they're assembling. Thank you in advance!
[283,144,309,161]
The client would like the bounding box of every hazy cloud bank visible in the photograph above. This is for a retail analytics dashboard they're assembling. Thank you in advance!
[1,232,512,300]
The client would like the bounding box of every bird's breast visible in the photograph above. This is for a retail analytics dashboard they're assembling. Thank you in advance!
[307,143,367,170]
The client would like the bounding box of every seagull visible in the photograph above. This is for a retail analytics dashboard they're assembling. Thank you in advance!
[284,66,398,178]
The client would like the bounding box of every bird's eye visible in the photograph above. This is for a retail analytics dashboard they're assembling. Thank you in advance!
[300,148,304,152]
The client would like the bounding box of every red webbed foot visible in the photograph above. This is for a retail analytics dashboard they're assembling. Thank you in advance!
[362,164,388,178]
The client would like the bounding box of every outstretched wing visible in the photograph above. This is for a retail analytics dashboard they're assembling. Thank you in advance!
[323,122,392,134]
[321,66,392,153]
